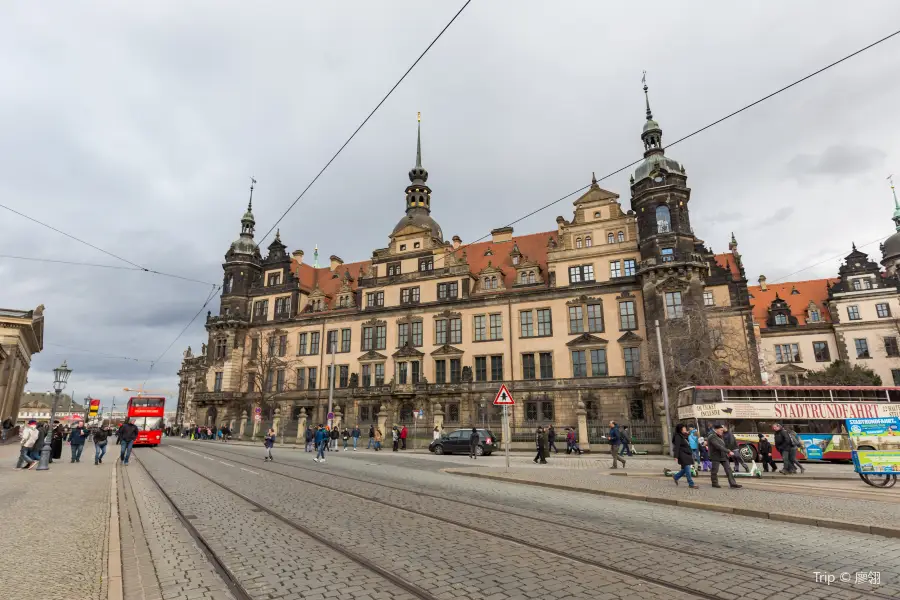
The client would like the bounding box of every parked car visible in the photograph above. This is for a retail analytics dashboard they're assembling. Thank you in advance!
[429,428,498,456]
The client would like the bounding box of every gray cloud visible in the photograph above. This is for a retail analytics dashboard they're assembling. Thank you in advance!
[754,206,795,229]
[786,144,887,180]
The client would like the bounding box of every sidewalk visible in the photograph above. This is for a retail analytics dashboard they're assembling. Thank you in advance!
[0,441,114,600]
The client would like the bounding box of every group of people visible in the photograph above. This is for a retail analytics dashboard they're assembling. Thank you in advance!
[670,421,806,489]
[531,425,584,464]
[15,418,141,469]
[181,425,231,441]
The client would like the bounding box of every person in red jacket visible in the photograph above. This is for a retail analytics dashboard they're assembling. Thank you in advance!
[400,425,408,450]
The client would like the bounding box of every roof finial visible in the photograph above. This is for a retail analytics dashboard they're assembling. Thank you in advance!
[275,228,281,242]
[592,171,598,185]
[313,244,319,268]
[889,175,900,231]
[852,241,858,251]
[642,70,652,120]
[248,176,256,211]
[416,112,422,168]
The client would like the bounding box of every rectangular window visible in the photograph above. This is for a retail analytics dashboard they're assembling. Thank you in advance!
[623,259,636,277]
[437,282,458,299]
[610,261,621,278]
[568,264,595,284]
[855,338,870,359]
[367,291,384,308]
[435,360,446,383]
[526,402,538,421]
[412,321,423,347]
[297,333,307,356]
[215,338,226,359]
[893,369,900,387]
[246,373,255,392]
[542,402,553,421]
[886,337,900,358]
[276,369,285,392]
[419,258,433,272]
[387,262,401,276]
[877,303,892,318]
[267,273,281,286]
[411,361,421,384]
[569,306,584,333]
[278,335,287,357]
[520,311,534,338]
[309,332,320,355]
[489,314,503,340]
[490,355,503,380]
[268,336,276,356]
[571,351,587,378]
[522,353,535,380]
[253,300,268,318]
[661,248,675,262]
[360,406,370,422]
[361,364,371,387]
[474,315,486,341]
[264,369,274,392]
[848,306,861,321]
[539,352,553,379]
[590,349,608,376]
[450,359,461,383]
[274,296,290,316]
[341,328,351,353]
[812,341,831,362]
[619,301,637,330]
[450,318,462,344]
[703,291,715,307]
[400,287,420,305]
[398,362,408,384]
[214,372,223,392]
[775,344,800,364]
[624,347,640,376]
[339,366,349,388]
[536,309,552,336]
[326,330,338,354]
[308,367,317,390]
[296,367,306,390]
[665,292,683,319]
[398,323,410,347]
[251,336,260,359]
[375,363,385,386]
[435,320,448,345]
[475,356,487,382]
[363,327,374,351]
[587,304,603,333]
[448,403,460,423]
[375,325,386,350]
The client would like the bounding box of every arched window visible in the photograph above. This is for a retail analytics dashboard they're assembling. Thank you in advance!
[492,276,498,289]
[607,233,614,244]
[585,236,592,247]
[575,237,583,249]
[512,255,519,265]
[223,274,233,294]
[527,271,536,284]
[656,205,671,233]
[617,231,625,242]
[520,272,527,284]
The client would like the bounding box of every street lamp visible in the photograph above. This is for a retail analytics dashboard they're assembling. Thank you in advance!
[36,360,72,471]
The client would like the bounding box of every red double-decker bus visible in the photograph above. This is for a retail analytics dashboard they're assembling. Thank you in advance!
[127,396,165,446]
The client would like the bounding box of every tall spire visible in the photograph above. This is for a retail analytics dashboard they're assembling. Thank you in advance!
[313,245,319,268]
[406,112,431,213]
[639,71,663,156]
[642,70,652,120]
[889,175,900,232]
[416,111,422,168]
[241,177,256,236]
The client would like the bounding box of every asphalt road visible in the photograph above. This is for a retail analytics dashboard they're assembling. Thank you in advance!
[131,438,900,600]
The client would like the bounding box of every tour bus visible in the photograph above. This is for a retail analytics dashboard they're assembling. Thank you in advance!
[676,385,900,462]
[127,396,165,446]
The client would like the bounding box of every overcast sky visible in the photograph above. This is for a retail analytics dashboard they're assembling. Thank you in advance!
[3,1,900,408]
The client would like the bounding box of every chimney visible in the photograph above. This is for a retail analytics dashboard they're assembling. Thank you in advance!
[292,249,304,265]
[330,255,344,271]
[491,226,513,244]
[452,235,461,250]
[758,275,767,291]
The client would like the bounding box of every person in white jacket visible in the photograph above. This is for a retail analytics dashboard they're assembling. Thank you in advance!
[18,420,40,469]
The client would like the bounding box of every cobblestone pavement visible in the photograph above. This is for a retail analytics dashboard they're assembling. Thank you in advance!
[118,460,237,600]
[0,442,111,600]
[158,440,900,598]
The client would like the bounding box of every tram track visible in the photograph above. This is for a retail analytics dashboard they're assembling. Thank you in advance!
[157,442,897,600]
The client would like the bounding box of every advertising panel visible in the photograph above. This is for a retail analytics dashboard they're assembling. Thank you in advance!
[846,418,900,474]
[846,417,900,436]
[678,402,900,421]
[854,451,900,473]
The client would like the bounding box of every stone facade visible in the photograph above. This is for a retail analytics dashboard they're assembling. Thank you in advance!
[0,306,44,421]
[177,91,758,444]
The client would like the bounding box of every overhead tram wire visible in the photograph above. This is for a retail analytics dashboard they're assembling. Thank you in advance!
[429,26,900,270]
[0,254,144,272]
[254,0,473,248]
[769,234,892,284]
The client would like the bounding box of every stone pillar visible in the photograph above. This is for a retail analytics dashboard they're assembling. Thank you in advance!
[576,395,590,452]
[333,404,343,431]
[432,401,444,434]
[376,404,388,444]
[296,407,308,445]
[252,413,261,438]
[228,414,236,435]
[239,411,248,439]
[273,407,282,437]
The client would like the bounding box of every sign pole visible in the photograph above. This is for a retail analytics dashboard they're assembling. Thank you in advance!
[503,405,510,471]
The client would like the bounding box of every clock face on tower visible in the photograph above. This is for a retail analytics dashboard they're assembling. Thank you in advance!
[653,176,663,183]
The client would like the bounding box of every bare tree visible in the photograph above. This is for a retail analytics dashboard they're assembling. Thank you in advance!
[244,328,304,435]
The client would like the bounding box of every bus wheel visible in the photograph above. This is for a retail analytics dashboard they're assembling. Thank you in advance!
[860,473,896,487]
[738,444,757,463]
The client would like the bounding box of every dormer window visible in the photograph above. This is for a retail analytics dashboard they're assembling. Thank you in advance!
[414,242,421,249]
[387,262,401,276]
[617,231,625,242]
[419,258,433,272]
[774,314,788,325]
[484,276,499,290]
[267,273,281,286]
[520,272,527,284]
[512,255,519,265]
[575,238,583,249]
[528,271,536,284]
[585,236,592,247]
[400,244,407,251]
[808,309,820,323]
[607,233,614,244]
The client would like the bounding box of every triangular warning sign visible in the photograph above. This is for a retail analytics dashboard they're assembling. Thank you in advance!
[493,384,515,406]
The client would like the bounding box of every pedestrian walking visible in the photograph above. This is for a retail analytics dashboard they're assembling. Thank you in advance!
[708,423,741,488]
[117,418,139,465]
[69,421,89,463]
[565,427,583,455]
[51,420,64,462]
[723,426,747,473]
[547,425,558,454]
[17,420,40,469]
[314,425,329,462]
[330,426,340,452]
[263,428,275,461]
[342,427,350,450]
[433,426,441,441]
[93,426,109,465]
[774,423,804,474]
[469,427,480,459]
[400,425,408,450]
[533,426,548,464]
[698,438,712,471]
[671,424,699,488]
[1,416,12,441]
[757,434,777,472]
[607,421,627,469]
[351,425,361,451]
[391,426,399,452]
[30,423,46,462]
[619,426,634,456]
[367,425,375,449]
[305,426,314,452]
[374,427,383,451]
[688,428,700,464]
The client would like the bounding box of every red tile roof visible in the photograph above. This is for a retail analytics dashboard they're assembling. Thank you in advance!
[747,278,837,327]
[292,259,372,300]
[714,252,741,281]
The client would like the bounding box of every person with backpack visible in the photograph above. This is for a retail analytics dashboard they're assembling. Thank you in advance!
[607,421,626,469]
[671,424,699,489]
[263,428,275,461]
[757,433,777,472]
[619,425,633,457]
[688,428,700,463]
[304,426,314,452]
[565,427,583,455]
[313,425,329,463]
[773,423,797,474]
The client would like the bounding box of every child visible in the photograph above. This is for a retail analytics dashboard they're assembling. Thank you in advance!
[264,428,275,462]
[698,437,711,471]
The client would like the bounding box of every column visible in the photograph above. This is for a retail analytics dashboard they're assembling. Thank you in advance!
[296,407,308,445]
[432,401,444,434]
[376,404,388,445]
[272,407,281,437]
[239,411,248,439]
[576,395,590,452]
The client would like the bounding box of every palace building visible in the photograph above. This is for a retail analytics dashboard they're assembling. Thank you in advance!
[178,84,759,444]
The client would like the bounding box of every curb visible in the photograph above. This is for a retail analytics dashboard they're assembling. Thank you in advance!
[107,466,123,600]
[445,469,900,539]
[611,471,858,482]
